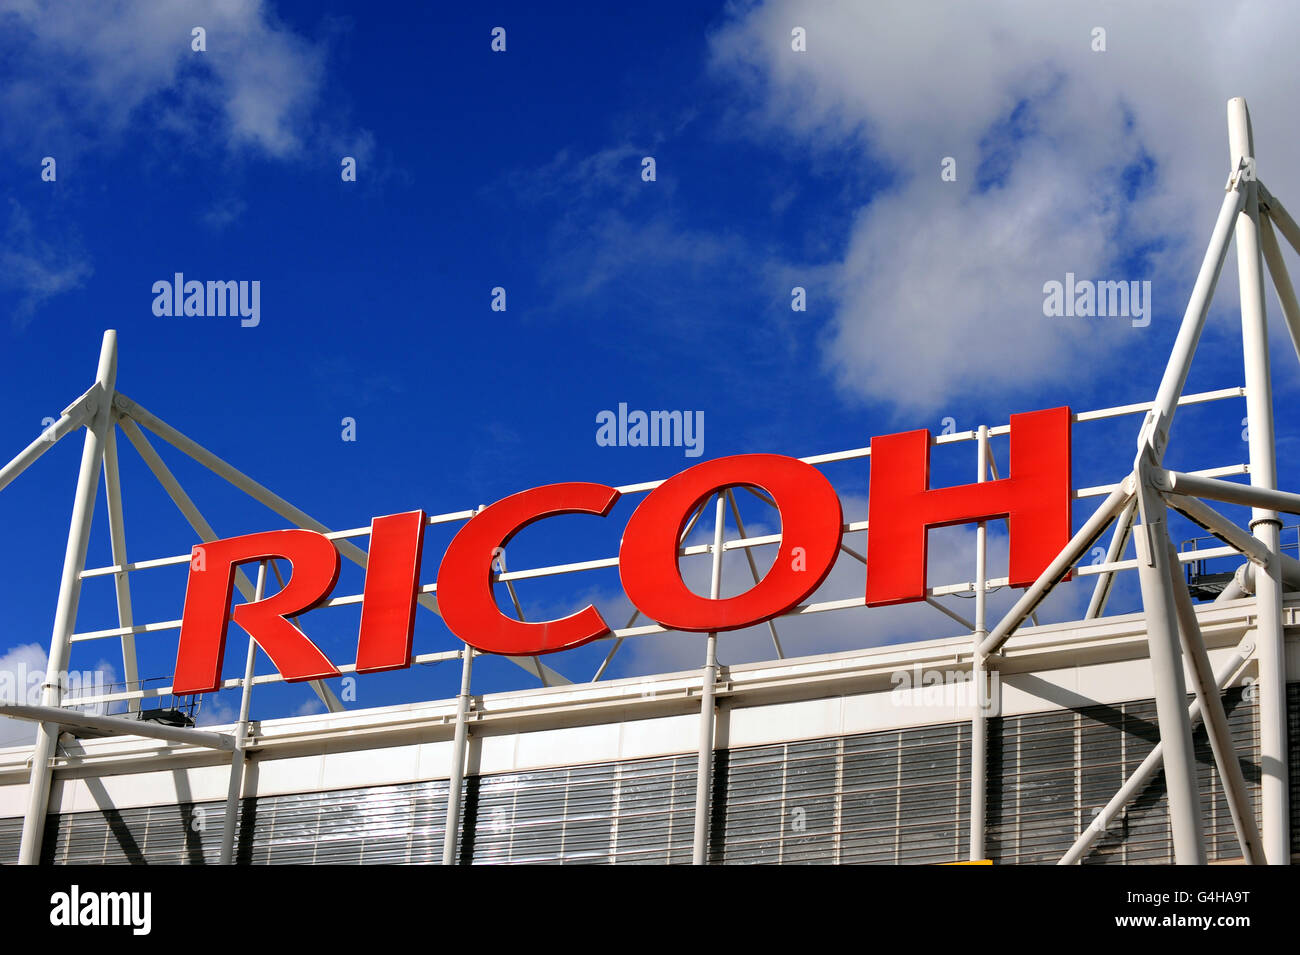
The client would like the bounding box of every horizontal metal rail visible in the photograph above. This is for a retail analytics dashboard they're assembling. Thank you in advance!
[0,703,236,751]
[69,462,1249,647]
[56,649,466,708]
[69,539,1245,647]
[78,387,1246,581]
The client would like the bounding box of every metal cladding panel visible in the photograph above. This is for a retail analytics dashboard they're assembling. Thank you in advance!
[4,683,1294,865]
[0,815,22,865]
[710,737,842,864]
[460,754,696,865]
[987,688,1260,865]
[39,802,226,865]
[1291,683,1300,859]
[839,724,970,865]
[235,780,450,865]
[604,755,697,864]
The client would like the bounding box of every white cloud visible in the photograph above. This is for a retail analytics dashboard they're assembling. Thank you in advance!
[293,698,324,718]
[195,694,236,728]
[0,645,120,747]
[0,0,328,157]
[0,643,48,748]
[200,197,248,231]
[0,1,361,322]
[0,201,92,330]
[709,0,1300,413]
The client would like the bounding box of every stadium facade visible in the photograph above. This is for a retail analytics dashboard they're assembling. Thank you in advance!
[0,602,1294,865]
[1,98,1299,865]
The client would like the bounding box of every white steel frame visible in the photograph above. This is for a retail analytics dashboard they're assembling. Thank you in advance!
[1,99,1296,866]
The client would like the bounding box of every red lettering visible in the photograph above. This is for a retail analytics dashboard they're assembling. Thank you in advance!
[436,483,621,654]
[865,407,1072,606]
[174,529,342,694]
[355,510,427,673]
[167,407,1077,687]
[619,454,843,632]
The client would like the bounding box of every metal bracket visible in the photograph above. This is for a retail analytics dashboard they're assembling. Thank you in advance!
[1226,155,1254,192]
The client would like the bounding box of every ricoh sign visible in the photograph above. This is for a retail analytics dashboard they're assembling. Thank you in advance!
[170,407,1071,694]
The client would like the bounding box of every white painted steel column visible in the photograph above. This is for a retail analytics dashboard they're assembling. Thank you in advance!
[1146,183,1248,451]
[220,562,265,865]
[116,393,567,689]
[969,425,989,861]
[0,390,95,494]
[1132,479,1206,864]
[1259,214,1300,367]
[18,330,117,865]
[1058,643,1252,865]
[979,482,1132,658]
[1164,541,1263,864]
[692,493,726,865]
[101,426,139,711]
[442,646,475,865]
[1228,97,1289,864]
[1086,498,1136,619]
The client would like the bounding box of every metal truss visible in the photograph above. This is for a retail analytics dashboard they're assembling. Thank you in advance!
[0,347,565,864]
[2,98,1295,867]
[975,99,1295,865]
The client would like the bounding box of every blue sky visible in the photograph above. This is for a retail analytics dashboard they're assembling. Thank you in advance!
[2,0,1299,738]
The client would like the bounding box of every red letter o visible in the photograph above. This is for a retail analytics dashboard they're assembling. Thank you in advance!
[619,454,842,632]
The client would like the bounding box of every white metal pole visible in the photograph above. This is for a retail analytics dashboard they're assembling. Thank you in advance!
[0,704,234,750]
[692,493,726,865]
[116,417,341,713]
[1158,469,1300,515]
[442,646,474,865]
[1132,482,1206,864]
[1163,492,1274,568]
[1145,183,1248,452]
[219,561,265,865]
[116,394,566,689]
[0,391,96,494]
[970,425,989,861]
[1085,498,1136,619]
[101,425,140,712]
[18,330,117,865]
[1163,541,1263,863]
[1259,182,1300,258]
[1228,97,1289,864]
[1258,214,1300,368]
[726,489,784,658]
[978,482,1133,658]
[1058,642,1252,865]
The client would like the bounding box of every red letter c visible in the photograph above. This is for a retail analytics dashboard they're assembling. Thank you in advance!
[436,482,621,655]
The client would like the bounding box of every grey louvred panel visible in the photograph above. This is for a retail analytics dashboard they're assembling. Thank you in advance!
[8,683,1289,865]
[711,726,970,864]
[39,801,227,865]
[460,754,696,864]
[235,780,451,865]
[0,814,23,865]
[988,687,1261,864]
[1291,684,1300,858]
